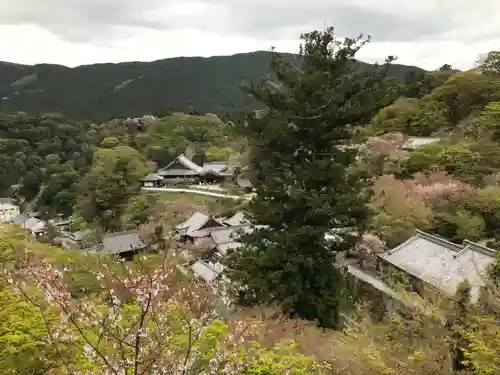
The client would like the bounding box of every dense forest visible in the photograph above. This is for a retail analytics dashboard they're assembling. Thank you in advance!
[0,51,423,121]
[1,28,500,374]
[0,111,244,225]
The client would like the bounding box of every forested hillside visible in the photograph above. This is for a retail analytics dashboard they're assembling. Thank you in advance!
[356,52,500,249]
[0,112,243,220]
[0,51,423,121]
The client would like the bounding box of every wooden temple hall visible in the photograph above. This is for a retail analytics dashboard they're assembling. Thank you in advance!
[141,154,235,186]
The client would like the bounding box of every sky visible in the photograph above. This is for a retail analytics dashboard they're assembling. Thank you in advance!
[0,0,498,70]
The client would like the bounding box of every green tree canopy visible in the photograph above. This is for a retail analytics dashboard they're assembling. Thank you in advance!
[75,145,149,231]
[226,28,393,329]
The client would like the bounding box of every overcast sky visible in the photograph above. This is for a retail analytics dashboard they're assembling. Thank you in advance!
[0,0,498,70]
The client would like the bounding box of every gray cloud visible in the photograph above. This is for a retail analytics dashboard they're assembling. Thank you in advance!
[0,0,498,46]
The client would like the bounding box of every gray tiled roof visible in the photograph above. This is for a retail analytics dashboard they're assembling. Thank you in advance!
[141,173,163,182]
[224,212,248,226]
[176,211,226,237]
[157,154,203,177]
[22,217,46,233]
[97,231,147,255]
[209,224,252,255]
[175,154,203,172]
[201,162,228,174]
[379,230,497,302]
[157,169,200,177]
[210,225,251,244]
[191,260,221,283]
[177,211,209,234]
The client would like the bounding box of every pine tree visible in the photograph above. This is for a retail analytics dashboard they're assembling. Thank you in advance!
[225,27,395,328]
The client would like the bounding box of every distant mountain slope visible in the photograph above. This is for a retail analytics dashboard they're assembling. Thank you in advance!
[0,52,425,121]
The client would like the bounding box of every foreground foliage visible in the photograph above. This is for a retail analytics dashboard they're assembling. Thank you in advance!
[3,225,500,374]
[1,225,325,374]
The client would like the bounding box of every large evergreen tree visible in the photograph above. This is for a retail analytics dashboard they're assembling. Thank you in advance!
[225,27,394,328]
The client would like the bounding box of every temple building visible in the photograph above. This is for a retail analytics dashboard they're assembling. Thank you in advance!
[144,154,235,186]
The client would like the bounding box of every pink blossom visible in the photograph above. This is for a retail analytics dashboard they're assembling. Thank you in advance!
[357,233,386,254]
[6,251,278,374]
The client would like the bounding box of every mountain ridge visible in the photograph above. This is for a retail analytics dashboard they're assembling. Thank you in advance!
[0,51,425,121]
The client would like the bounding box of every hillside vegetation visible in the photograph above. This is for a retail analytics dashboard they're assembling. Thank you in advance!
[0,112,243,223]
[357,52,500,249]
[0,51,423,121]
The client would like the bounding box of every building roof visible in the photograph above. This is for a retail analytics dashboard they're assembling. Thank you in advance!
[157,169,200,177]
[9,215,25,223]
[157,154,203,177]
[141,173,163,182]
[224,211,248,226]
[70,229,92,242]
[88,231,147,255]
[156,154,234,178]
[0,202,18,210]
[201,162,229,174]
[101,231,146,254]
[209,224,252,255]
[21,217,46,233]
[402,136,441,150]
[176,211,226,237]
[177,211,209,234]
[191,260,222,283]
[378,230,497,302]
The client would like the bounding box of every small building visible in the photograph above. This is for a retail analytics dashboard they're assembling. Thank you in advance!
[201,162,231,175]
[20,217,46,237]
[156,154,203,183]
[48,217,71,231]
[60,229,93,249]
[208,224,251,257]
[200,162,234,183]
[376,230,497,303]
[85,230,150,261]
[342,231,499,319]
[141,173,163,187]
[0,199,20,223]
[190,259,224,283]
[176,211,227,244]
[154,154,235,185]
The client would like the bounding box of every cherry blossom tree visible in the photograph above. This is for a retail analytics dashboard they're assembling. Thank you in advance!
[358,132,406,162]
[409,171,474,207]
[355,233,386,269]
[356,132,407,176]
[370,172,480,246]
[7,250,322,374]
